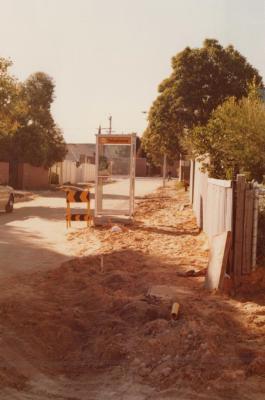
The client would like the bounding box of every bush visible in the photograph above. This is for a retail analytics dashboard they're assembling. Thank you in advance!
[187,93,265,181]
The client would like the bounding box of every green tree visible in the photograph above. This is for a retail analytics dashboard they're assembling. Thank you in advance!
[0,66,66,167]
[142,39,263,164]
[0,58,26,160]
[136,136,147,158]
[14,72,66,167]
[188,92,265,181]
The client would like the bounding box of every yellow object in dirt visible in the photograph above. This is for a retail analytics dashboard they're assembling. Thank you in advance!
[171,302,180,320]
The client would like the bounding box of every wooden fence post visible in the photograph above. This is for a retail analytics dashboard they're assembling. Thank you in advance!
[252,190,259,269]
[233,174,246,287]
[242,188,254,274]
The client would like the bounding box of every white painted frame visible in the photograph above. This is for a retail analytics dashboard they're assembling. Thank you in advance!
[95,133,136,218]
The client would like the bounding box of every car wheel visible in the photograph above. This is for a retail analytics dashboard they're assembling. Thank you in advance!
[5,195,14,213]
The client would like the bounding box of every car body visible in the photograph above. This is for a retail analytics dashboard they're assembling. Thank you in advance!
[0,185,14,213]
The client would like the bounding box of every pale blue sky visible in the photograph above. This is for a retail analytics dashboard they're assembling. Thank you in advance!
[0,0,264,143]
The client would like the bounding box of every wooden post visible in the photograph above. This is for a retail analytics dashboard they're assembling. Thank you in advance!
[179,154,182,182]
[66,201,71,228]
[252,190,259,269]
[191,160,195,203]
[233,175,246,287]
[87,199,90,227]
[163,154,167,188]
[242,189,254,274]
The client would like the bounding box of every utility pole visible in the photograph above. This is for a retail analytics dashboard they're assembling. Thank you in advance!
[163,153,167,188]
[109,115,112,134]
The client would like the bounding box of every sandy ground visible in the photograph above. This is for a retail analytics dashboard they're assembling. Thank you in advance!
[0,178,162,277]
[1,183,265,399]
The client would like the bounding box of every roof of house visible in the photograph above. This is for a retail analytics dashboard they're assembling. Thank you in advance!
[65,143,96,162]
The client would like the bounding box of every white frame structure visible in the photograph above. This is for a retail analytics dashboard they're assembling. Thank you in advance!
[95,133,136,219]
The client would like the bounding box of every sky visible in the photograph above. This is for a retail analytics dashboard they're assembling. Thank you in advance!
[0,0,264,143]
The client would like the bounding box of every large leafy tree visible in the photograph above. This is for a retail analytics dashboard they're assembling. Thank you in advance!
[13,72,66,167]
[0,63,66,167]
[0,58,26,159]
[188,91,265,181]
[142,39,263,164]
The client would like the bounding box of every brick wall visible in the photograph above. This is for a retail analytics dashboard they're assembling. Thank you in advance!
[0,162,9,184]
[20,163,49,190]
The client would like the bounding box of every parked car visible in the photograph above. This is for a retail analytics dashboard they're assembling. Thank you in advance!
[0,184,14,213]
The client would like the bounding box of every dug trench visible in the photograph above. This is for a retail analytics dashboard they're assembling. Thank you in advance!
[1,184,265,399]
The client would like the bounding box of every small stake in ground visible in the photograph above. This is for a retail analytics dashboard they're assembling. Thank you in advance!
[171,302,180,320]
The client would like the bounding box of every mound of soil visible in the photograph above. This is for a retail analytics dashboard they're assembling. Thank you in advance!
[1,185,265,399]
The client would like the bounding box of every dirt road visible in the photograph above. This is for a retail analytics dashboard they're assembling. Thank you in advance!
[1,183,265,399]
[0,178,162,277]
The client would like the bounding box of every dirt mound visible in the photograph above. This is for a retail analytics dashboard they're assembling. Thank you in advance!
[94,338,128,367]
[143,319,170,336]
[120,299,161,323]
[0,250,255,395]
[248,356,265,376]
[237,267,265,295]
[102,270,133,290]
[0,360,28,391]
[2,185,265,399]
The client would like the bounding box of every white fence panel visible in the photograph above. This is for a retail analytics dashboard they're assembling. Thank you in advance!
[190,161,233,239]
[192,161,208,228]
[61,160,77,184]
[59,161,96,184]
[80,163,96,182]
[204,179,233,237]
